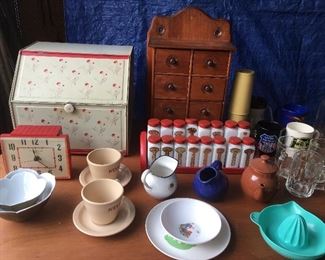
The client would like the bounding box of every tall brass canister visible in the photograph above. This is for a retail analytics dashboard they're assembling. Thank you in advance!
[228,69,255,121]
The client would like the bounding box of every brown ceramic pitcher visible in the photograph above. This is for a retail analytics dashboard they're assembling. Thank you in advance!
[241,155,278,202]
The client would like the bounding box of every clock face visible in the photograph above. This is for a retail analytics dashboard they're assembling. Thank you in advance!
[1,136,71,179]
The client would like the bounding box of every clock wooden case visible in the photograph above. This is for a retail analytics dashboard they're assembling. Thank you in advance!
[0,125,72,179]
[147,7,235,120]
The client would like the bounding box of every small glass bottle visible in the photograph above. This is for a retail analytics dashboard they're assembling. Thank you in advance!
[147,135,161,166]
[174,135,187,167]
[185,118,198,137]
[239,136,256,168]
[224,120,238,142]
[198,136,213,167]
[160,119,173,136]
[198,120,211,137]
[173,119,186,137]
[237,120,251,139]
[147,118,160,138]
[186,135,200,167]
[225,136,242,168]
[161,135,174,157]
[210,120,224,138]
[212,135,226,167]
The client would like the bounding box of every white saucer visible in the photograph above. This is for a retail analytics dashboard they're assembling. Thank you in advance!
[145,198,231,260]
[72,196,135,237]
[79,163,132,187]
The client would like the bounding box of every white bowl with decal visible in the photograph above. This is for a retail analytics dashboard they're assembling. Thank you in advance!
[160,198,222,245]
[0,169,47,211]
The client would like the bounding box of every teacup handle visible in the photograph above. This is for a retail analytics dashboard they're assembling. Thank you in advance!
[141,169,152,189]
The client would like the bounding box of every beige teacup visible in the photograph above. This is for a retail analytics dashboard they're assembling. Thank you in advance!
[81,179,124,225]
[87,148,122,179]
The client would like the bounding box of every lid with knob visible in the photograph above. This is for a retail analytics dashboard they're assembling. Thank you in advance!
[249,155,278,174]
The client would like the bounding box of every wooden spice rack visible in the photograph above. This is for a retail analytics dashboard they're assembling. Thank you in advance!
[139,131,243,174]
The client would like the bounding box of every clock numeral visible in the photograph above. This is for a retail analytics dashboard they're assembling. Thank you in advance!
[45,140,49,145]
[32,139,39,145]
[8,143,15,150]
[59,165,63,171]
[58,154,63,161]
[11,154,16,161]
[57,144,62,151]
[13,165,18,170]
[21,139,27,145]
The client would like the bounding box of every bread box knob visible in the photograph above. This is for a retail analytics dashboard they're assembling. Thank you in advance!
[64,103,75,113]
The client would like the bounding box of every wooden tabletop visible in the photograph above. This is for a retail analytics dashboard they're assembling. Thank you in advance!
[0,154,324,260]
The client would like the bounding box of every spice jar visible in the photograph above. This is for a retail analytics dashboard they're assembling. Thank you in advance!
[160,119,173,136]
[225,136,242,168]
[237,120,251,139]
[198,136,213,167]
[210,120,224,138]
[174,135,187,167]
[186,135,200,167]
[147,135,161,166]
[224,120,238,142]
[161,135,174,157]
[173,119,186,137]
[147,118,160,138]
[212,135,226,167]
[239,136,256,168]
[185,118,198,137]
[198,120,211,137]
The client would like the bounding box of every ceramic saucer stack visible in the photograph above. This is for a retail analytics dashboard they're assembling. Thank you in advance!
[73,164,134,237]
[145,198,231,260]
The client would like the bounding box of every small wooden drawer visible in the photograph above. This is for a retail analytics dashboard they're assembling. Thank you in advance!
[192,50,230,76]
[188,101,223,119]
[190,77,226,101]
[155,49,191,74]
[153,99,187,119]
[154,75,188,99]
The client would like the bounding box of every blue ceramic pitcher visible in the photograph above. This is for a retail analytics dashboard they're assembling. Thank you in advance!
[193,160,228,201]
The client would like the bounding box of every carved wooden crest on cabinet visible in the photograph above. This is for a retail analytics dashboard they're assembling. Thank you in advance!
[147,7,235,120]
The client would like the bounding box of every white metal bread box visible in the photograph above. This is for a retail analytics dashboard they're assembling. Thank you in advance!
[9,42,133,154]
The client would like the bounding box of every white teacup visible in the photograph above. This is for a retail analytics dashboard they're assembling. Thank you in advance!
[86,148,122,179]
[81,179,124,225]
[285,122,319,149]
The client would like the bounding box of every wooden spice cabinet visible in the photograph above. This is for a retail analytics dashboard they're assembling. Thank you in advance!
[147,7,235,120]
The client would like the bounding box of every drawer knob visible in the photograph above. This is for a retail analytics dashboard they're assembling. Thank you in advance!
[200,108,210,116]
[166,83,176,91]
[206,59,216,67]
[157,25,166,35]
[64,103,75,113]
[165,107,174,114]
[167,56,178,66]
[203,84,213,93]
[214,27,223,37]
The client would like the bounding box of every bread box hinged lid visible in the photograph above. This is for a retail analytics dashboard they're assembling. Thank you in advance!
[9,42,133,154]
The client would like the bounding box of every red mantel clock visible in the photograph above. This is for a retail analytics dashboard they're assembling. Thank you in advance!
[0,125,72,179]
